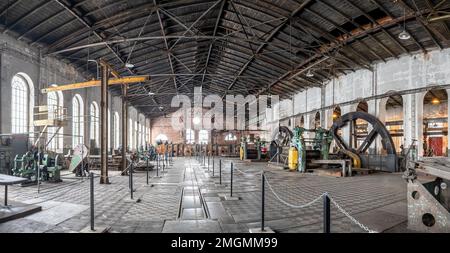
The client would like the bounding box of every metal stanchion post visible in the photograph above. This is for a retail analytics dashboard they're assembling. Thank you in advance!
[37,154,41,194]
[261,172,265,232]
[146,158,149,185]
[219,159,222,185]
[157,156,159,177]
[212,158,215,177]
[230,163,233,197]
[90,173,95,231]
[323,194,330,233]
[130,163,134,200]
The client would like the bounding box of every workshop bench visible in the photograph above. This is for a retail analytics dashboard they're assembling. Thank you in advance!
[0,174,28,207]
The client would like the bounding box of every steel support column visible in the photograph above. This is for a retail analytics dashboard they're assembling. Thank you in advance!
[122,84,129,173]
[100,64,110,184]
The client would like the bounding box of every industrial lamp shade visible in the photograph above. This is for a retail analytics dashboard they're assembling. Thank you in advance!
[398,30,411,40]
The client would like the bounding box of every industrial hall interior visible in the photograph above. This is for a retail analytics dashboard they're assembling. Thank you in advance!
[0,0,450,234]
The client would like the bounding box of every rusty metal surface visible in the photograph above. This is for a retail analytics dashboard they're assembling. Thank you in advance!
[407,180,450,233]
[416,158,450,180]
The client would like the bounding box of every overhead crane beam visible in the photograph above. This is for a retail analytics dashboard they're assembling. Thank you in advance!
[41,76,150,93]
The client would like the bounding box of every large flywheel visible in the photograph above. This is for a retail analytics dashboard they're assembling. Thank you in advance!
[331,112,396,154]
[269,126,293,158]
[330,111,398,172]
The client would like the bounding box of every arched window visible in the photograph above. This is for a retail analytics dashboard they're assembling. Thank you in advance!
[11,74,32,133]
[129,118,133,150]
[225,133,237,141]
[199,130,209,144]
[90,102,99,147]
[156,134,168,143]
[47,89,63,151]
[186,129,195,144]
[72,95,84,146]
[114,112,120,149]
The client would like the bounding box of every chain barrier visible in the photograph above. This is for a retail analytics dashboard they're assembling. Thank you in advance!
[327,195,378,233]
[263,174,378,233]
[12,178,90,207]
[264,175,326,209]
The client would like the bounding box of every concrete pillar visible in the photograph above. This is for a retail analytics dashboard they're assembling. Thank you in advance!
[368,99,378,154]
[415,92,426,157]
[402,94,414,148]
[340,105,353,148]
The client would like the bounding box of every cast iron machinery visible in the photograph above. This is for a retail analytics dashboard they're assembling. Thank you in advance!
[13,151,36,180]
[288,127,306,172]
[40,154,63,182]
[269,126,293,163]
[404,158,450,232]
[287,127,333,172]
[13,151,62,183]
[240,136,265,161]
[330,111,398,172]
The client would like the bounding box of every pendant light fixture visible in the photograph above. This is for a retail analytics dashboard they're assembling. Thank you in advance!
[399,7,411,40]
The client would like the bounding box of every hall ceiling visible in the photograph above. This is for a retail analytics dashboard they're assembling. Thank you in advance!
[1,0,449,116]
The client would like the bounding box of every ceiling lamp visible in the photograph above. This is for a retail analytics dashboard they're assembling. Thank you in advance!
[432,97,440,105]
[399,30,411,40]
[306,70,314,77]
[399,7,410,40]
[125,62,135,68]
[148,91,155,96]
[159,106,164,110]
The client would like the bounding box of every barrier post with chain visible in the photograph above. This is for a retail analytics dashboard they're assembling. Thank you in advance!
[90,172,95,231]
[261,172,265,232]
[129,163,134,200]
[323,194,330,233]
[146,157,149,185]
[230,163,233,197]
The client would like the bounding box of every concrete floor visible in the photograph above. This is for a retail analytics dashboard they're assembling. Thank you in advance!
[0,158,410,233]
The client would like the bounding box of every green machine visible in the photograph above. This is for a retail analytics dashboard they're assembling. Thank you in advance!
[288,127,307,172]
[313,127,333,160]
[40,154,63,183]
[240,136,264,161]
[13,151,36,180]
[255,137,262,160]
[13,152,62,183]
[288,127,333,173]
